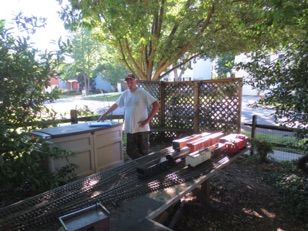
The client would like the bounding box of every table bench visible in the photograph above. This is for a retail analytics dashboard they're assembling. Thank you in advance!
[109,148,248,231]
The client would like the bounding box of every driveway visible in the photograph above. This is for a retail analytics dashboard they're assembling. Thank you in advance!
[44,94,124,118]
[45,95,301,161]
[241,95,278,126]
[45,95,279,126]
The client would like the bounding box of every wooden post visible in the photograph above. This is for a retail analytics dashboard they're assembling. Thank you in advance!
[200,179,211,204]
[250,115,257,155]
[160,82,165,126]
[193,81,199,134]
[159,81,166,140]
[192,179,211,205]
[70,109,78,124]
[237,79,243,134]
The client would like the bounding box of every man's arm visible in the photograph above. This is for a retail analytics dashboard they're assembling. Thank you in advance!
[138,101,161,128]
[97,103,118,121]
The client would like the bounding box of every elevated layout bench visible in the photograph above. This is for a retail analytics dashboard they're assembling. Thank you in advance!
[109,148,248,231]
[0,145,248,231]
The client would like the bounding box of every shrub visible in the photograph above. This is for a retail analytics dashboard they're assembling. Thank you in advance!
[261,160,308,222]
[0,126,77,205]
[251,138,274,163]
[0,15,76,206]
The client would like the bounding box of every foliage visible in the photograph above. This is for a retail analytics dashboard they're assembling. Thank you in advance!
[58,0,282,80]
[0,126,77,205]
[59,28,127,93]
[238,154,308,223]
[76,105,95,117]
[0,15,77,205]
[59,89,82,97]
[0,15,63,132]
[251,138,274,163]
[260,160,308,222]
[236,0,308,155]
[215,54,235,78]
[59,28,102,94]
[238,41,308,130]
[93,45,128,86]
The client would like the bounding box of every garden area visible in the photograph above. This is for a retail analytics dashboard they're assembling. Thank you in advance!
[173,154,308,231]
[1,0,307,230]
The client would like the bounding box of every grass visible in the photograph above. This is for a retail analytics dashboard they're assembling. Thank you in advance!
[59,91,121,101]
[59,92,82,98]
[83,93,121,101]
[241,130,305,154]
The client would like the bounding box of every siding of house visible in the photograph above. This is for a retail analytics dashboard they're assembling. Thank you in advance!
[191,58,212,80]
[234,54,260,96]
[46,77,59,93]
[57,79,79,91]
[166,57,212,81]
[95,76,113,92]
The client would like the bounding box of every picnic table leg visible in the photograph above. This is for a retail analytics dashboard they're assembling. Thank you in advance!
[200,179,211,204]
[192,178,211,204]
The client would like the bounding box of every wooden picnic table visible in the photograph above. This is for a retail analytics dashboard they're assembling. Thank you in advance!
[109,148,248,231]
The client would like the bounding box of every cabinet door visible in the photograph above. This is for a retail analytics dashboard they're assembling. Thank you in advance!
[93,125,123,172]
[49,133,95,177]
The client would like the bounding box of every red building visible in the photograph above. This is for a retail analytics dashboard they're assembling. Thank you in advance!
[66,79,79,91]
[47,77,79,92]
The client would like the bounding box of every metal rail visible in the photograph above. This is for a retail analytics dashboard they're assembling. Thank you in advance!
[0,148,243,231]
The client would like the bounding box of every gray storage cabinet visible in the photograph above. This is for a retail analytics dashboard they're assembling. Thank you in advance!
[31,122,123,178]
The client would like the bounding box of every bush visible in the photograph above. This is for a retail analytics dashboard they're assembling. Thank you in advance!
[261,160,308,222]
[60,90,81,96]
[239,154,308,223]
[0,126,77,206]
[251,138,274,163]
[0,15,77,206]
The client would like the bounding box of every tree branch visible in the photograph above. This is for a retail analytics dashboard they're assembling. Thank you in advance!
[124,38,146,79]
[161,53,200,78]
[200,4,215,33]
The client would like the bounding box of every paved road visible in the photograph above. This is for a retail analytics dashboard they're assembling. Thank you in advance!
[44,94,124,118]
[45,94,278,126]
[45,94,301,161]
[241,95,278,126]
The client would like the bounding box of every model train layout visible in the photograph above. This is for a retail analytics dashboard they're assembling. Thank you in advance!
[0,130,249,230]
[136,132,249,178]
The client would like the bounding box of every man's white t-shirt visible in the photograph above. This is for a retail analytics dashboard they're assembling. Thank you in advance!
[116,87,157,134]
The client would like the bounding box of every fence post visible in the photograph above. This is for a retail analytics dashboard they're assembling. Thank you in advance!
[193,81,199,133]
[160,81,166,128]
[250,115,257,155]
[70,109,78,124]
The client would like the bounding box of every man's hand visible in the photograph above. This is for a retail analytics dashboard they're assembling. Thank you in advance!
[97,103,118,122]
[97,114,106,122]
[138,119,149,128]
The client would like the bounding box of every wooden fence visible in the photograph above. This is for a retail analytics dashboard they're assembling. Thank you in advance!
[137,79,242,141]
[24,78,242,142]
[244,115,303,157]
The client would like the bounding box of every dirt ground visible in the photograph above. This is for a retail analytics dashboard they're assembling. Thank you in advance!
[171,155,307,231]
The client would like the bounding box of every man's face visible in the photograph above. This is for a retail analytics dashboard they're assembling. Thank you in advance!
[125,78,138,92]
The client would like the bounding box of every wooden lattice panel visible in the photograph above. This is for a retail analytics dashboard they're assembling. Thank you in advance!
[164,83,194,130]
[138,81,161,127]
[138,79,242,141]
[198,80,241,134]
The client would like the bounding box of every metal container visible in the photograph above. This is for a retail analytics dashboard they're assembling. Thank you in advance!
[30,122,123,177]
[58,203,110,231]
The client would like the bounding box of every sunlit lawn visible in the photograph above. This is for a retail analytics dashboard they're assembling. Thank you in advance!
[83,93,121,101]
[241,130,305,154]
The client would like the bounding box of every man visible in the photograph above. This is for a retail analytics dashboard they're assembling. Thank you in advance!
[98,73,160,160]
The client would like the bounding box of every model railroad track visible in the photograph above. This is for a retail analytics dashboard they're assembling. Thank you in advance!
[0,152,162,229]
[0,131,247,231]
[0,153,231,230]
